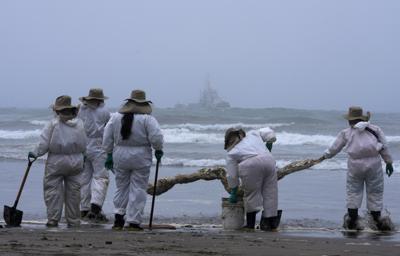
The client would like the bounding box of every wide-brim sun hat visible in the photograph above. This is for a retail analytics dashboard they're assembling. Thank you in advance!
[343,106,371,121]
[79,88,108,102]
[52,95,78,111]
[119,89,152,114]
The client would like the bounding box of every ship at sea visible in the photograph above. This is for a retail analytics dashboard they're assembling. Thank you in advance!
[174,79,230,111]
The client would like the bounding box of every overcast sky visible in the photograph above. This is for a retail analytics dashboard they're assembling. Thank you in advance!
[0,1,399,111]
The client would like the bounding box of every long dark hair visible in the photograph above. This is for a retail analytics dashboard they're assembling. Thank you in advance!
[121,113,134,140]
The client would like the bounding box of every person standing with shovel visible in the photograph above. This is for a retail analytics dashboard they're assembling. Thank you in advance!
[102,90,164,231]
[28,95,87,227]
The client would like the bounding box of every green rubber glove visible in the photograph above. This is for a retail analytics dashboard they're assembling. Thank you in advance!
[155,150,164,162]
[229,187,238,204]
[266,142,273,152]
[105,153,113,170]
[28,151,37,160]
[386,163,394,177]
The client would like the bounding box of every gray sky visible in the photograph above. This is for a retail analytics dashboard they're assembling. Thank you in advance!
[0,0,399,111]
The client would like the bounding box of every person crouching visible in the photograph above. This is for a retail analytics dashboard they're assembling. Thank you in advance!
[224,127,281,231]
[29,95,87,227]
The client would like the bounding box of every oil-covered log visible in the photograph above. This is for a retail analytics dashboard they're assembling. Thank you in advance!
[147,158,324,196]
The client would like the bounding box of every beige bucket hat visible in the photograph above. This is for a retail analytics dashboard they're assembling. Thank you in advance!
[52,95,77,111]
[343,106,371,121]
[119,90,152,114]
[79,88,108,102]
[224,127,246,150]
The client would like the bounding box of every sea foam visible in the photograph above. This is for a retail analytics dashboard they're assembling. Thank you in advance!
[161,122,294,131]
[29,120,49,126]
[0,129,42,139]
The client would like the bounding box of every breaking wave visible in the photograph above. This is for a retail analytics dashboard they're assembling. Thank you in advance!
[160,157,226,167]
[0,129,42,139]
[275,132,336,146]
[163,128,222,144]
[2,118,400,152]
[29,120,49,126]
[161,122,294,131]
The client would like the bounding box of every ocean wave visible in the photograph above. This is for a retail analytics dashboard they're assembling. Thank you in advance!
[386,136,400,143]
[0,129,42,139]
[275,132,400,146]
[29,120,49,126]
[163,128,222,144]
[2,123,400,150]
[161,122,294,131]
[162,127,334,145]
[160,157,226,167]
[275,132,335,146]
[163,130,337,146]
[276,159,346,170]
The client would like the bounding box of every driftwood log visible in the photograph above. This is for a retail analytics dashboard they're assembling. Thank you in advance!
[147,158,324,196]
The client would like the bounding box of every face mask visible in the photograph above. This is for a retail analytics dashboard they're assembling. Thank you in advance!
[84,100,102,109]
[58,113,76,122]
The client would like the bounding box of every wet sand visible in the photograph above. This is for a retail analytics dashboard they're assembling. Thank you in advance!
[0,226,399,256]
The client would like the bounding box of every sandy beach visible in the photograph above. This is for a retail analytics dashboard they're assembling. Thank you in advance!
[1,109,400,256]
[1,225,399,256]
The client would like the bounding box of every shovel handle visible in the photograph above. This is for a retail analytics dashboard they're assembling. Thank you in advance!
[149,159,160,230]
[12,157,35,208]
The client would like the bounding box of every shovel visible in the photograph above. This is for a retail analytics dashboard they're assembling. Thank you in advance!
[3,155,36,227]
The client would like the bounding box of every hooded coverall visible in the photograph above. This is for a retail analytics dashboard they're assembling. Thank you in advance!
[102,113,163,225]
[78,103,110,211]
[226,128,278,217]
[33,117,87,225]
[324,122,393,211]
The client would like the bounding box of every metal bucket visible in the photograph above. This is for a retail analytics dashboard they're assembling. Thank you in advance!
[221,197,244,230]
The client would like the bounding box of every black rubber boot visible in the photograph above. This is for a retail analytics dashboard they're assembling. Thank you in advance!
[91,203,101,214]
[347,208,358,230]
[244,212,257,229]
[371,211,393,231]
[260,210,282,231]
[112,214,125,230]
[269,210,282,230]
[87,204,108,222]
[80,210,89,218]
[370,211,384,230]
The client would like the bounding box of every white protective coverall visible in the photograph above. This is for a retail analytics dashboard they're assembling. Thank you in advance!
[226,127,278,217]
[324,122,393,211]
[102,113,163,224]
[33,117,87,225]
[78,103,110,211]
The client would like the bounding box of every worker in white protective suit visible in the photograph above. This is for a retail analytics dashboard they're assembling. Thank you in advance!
[224,127,282,231]
[28,95,87,227]
[321,106,394,231]
[78,88,111,221]
[103,90,164,231]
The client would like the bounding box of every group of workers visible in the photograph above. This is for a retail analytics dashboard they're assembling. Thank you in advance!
[28,88,163,231]
[28,88,395,232]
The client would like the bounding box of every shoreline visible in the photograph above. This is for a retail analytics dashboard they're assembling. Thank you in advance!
[1,225,399,255]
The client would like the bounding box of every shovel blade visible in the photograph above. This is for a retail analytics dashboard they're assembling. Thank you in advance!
[3,205,23,227]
